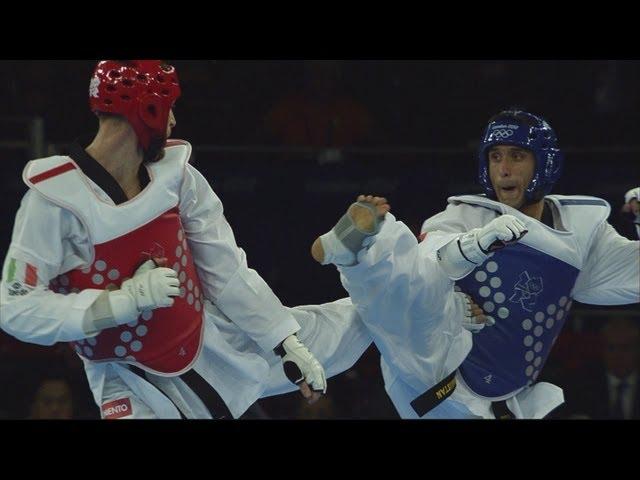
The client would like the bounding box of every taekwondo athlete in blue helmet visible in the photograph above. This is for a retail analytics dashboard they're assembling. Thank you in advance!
[311,109,640,419]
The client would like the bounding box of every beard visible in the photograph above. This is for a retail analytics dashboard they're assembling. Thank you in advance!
[144,135,168,163]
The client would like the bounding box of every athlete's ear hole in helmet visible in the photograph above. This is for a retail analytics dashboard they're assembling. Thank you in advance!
[147,104,157,117]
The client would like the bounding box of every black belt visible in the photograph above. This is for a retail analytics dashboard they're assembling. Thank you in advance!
[491,400,516,419]
[410,370,457,417]
[129,365,231,419]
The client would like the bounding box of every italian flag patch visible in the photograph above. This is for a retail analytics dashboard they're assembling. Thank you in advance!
[7,258,39,287]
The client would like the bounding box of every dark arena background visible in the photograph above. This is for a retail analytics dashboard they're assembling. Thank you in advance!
[0,60,638,419]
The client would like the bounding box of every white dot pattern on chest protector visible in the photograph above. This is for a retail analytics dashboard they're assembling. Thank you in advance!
[535,312,545,323]
[486,261,498,273]
[497,307,509,319]
[475,271,487,282]
[546,317,555,329]
[483,301,495,313]
[77,233,202,363]
[522,319,532,330]
[490,277,502,288]
[120,331,132,343]
[479,286,491,298]
[494,292,505,304]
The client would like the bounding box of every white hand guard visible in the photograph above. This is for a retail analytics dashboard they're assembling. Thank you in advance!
[108,260,180,325]
[437,215,528,280]
[277,335,327,394]
[474,214,529,255]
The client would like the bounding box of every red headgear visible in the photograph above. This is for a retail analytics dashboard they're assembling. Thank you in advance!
[89,60,181,150]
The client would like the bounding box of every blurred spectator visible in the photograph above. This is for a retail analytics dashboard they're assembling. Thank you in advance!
[560,317,640,419]
[28,377,74,419]
[260,61,374,163]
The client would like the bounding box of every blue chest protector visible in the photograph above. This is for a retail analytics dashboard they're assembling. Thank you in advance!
[456,243,579,397]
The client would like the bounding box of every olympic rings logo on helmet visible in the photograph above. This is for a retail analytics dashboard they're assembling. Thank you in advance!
[490,129,514,140]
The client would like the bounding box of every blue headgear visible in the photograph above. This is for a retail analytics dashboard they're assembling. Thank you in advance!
[478,110,563,202]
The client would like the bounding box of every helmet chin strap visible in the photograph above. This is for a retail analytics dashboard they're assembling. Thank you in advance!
[523,188,545,207]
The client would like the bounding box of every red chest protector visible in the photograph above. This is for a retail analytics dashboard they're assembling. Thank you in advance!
[54,208,204,375]
[25,141,204,376]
